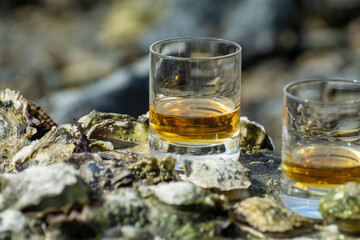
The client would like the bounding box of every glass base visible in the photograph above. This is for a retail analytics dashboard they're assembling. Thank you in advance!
[281,176,330,219]
[281,193,322,219]
[149,133,240,171]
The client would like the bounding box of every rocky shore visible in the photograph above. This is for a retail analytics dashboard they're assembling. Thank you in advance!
[1,88,359,239]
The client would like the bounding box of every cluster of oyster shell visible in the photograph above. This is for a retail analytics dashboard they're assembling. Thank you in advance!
[0,88,359,239]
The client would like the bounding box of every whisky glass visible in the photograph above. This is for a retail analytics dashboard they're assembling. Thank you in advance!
[281,78,360,219]
[149,37,241,165]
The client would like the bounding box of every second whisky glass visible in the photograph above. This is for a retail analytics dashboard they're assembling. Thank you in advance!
[149,37,241,163]
[281,78,360,219]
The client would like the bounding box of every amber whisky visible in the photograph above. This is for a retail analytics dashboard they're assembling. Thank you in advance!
[282,145,360,187]
[150,98,240,145]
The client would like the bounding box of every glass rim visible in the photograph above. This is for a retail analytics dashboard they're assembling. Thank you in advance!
[149,37,242,60]
[284,78,360,106]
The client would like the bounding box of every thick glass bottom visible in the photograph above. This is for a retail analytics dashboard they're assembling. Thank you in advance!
[281,176,331,219]
[149,133,240,171]
[281,193,322,219]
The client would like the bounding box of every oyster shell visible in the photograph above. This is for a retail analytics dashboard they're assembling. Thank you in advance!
[182,158,251,202]
[89,140,114,152]
[79,110,149,155]
[0,163,90,217]
[183,158,250,191]
[64,152,136,192]
[0,209,28,237]
[10,126,78,172]
[103,225,152,239]
[127,156,179,185]
[144,191,231,239]
[146,181,230,214]
[94,188,148,228]
[0,89,56,166]
[230,197,313,237]
[151,181,203,206]
[240,116,274,153]
[319,182,360,233]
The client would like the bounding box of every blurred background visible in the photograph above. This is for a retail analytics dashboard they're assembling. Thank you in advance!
[1,0,359,153]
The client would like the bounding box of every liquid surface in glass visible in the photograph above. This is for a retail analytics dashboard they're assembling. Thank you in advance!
[282,145,360,187]
[150,98,240,144]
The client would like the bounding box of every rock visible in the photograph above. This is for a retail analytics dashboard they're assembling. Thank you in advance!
[319,182,360,234]
[239,151,281,199]
[0,163,90,216]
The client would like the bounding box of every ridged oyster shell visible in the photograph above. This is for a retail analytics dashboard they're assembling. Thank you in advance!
[240,116,274,152]
[0,163,90,217]
[10,126,78,172]
[79,110,148,142]
[79,110,149,155]
[182,158,251,202]
[0,89,56,167]
[229,197,312,237]
[183,158,251,191]
[150,181,203,206]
